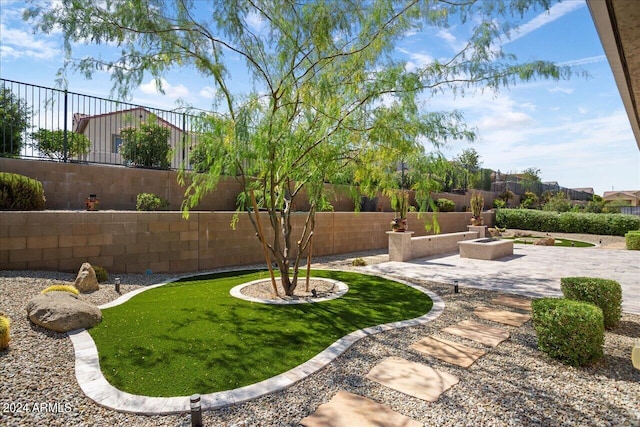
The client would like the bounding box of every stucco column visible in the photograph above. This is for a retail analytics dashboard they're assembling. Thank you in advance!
[387,231,414,262]
[467,225,487,238]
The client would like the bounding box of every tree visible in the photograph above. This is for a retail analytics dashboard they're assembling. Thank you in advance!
[27,0,571,295]
[30,129,91,161]
[520,167,542,194]
[120,120,171,169]
[0,87,31,157]
[455,148,482,190]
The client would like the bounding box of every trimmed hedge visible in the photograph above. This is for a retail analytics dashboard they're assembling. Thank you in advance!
[436,198,455,212]
[532,298,604,367]
[560,277,622,329]
[496,208,639,236]
[626,230,640,250]
[0,172,46,210]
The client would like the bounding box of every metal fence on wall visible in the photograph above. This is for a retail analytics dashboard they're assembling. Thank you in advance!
[1,78,202,169]
[490,172,593,201]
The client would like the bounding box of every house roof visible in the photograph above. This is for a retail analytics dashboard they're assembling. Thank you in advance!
[587,0,640,149]
[571,187,595,194]
[602,190,640,199]
[72,107,183,134]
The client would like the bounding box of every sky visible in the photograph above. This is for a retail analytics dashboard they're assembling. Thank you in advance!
[1,0,639,196]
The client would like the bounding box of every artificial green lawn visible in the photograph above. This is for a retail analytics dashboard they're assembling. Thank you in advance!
[89,269,433,397]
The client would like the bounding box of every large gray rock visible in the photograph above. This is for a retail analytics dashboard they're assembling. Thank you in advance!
[26,291,102,332]
[74,262,99,293]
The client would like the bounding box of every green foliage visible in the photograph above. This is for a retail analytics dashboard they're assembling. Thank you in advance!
[351,257,367,266]
[520,191,539,209]
[0,172,45,210]
[470,191,484,217]
[436,198,456,212]
[29,0,573,296]
[532,298,604,367]
[602,199,631,214]
[0,315,10,350]
[93,266,109,283]
[496,209,640,236]
[626,230,640,250]
[560,277,622,329]
[520,167,541,193]
[89,270,433,396]
[41,284,80,295]
[29,129,91,160]
[497,190,515,204]
[120,121,171,169]
[136,193,170,211]
[0,87,31,157]
[493,199,506,209]
[542,192,572,212]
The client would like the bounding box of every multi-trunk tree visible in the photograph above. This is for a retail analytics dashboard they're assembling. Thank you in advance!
[27,0,571,295]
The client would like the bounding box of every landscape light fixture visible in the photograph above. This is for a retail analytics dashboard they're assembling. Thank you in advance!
[114,277,120,293]
[190,394,202,427]
[454,280,459,294]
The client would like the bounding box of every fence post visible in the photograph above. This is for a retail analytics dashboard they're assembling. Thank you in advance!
[63,90,68,162]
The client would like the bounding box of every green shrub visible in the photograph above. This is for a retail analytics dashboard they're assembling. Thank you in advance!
[119,120,171,169]
[351,257,367,266]
[626,230,640,250]
[93,266,108,283]
[41,284,80,295]
[560,277,622,329]
[0,172,46,210]
[29,129,91,161]
[532,298,604,367]
[496,208,639,236]
[0,315,10,350]
[436,198,455,212]
[136,193,170,211]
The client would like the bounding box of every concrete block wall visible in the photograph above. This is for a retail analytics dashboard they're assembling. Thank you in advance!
[0,211,493,274]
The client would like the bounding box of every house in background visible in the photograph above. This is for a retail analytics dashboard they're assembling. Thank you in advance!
[72,107,194,168]
[602,190,640,207]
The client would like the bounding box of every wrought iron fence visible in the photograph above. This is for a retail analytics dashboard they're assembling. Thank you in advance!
[1,78,202,169]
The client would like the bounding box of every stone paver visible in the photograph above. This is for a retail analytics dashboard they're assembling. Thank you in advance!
[366,356,459,402]
[474,306,531,327]
[411,336,486,368]
[364,245,640,314]
[299,390,421,427]
[491,295,532,311]
[442,320,510,347]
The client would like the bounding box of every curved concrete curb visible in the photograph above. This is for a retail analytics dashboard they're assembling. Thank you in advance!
[230,277,349,304]
[68,271,444,415]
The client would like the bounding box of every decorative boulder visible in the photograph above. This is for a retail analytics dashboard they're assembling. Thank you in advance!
[26,291,102,332]
[535,237,555,246]
[74,262,99,293]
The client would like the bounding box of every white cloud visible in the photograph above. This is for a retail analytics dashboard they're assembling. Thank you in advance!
[548,86,574,94]
[0,23,60,60]
[478,111,535,131]
[245,10,266,33]
[139,78,189,99]
[199,86,217,99]
[558,55,607,67]
[507,1,585,43]
[398,48,434,72]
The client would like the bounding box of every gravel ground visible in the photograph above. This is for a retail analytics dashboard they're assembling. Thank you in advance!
[1,233,639,427]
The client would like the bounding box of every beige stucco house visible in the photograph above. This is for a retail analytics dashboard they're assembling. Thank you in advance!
[72,107,194,168]
[602,190,640,206]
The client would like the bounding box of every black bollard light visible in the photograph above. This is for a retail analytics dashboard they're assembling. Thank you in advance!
[454,280,459,294]
[190,394,203,427]
[114,277,121,293]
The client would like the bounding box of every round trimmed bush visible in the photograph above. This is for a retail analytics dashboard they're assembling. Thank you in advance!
[436,198,455,212]
[93,266,108,283]
[0,315,11,350]
[0,172,45,210]
[532,298,604,367]
[560,277,622,329]
[626,230,640,250]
